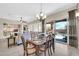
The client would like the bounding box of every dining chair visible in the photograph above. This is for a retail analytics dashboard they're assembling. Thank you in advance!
[39,36,51,56]
[42,34,55,56]
[48,34,55,55]
[51,34,55,53]
[21,36,37,56]
[46,35,53,56]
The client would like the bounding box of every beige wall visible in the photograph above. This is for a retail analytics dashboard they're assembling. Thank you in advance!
[46,11,68,23]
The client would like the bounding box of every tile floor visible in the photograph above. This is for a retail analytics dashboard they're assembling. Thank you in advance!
[0,39,79,56]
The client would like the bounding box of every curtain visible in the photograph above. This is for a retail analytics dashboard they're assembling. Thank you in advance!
[68,9,78,48]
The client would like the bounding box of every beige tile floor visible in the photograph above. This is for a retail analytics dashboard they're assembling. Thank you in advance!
[0,39,79,56]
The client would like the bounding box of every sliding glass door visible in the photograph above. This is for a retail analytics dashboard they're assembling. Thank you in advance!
[54,19,68,43]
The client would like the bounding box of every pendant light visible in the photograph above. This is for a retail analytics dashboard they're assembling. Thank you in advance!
[36,3,46,21]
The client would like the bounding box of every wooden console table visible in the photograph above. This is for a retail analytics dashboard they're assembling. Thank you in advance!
[7,36,16,48]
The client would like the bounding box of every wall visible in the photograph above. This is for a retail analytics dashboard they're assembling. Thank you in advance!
[46,11,68,23]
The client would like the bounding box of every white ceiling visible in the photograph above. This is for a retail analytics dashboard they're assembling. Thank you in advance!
[0,3,76,22]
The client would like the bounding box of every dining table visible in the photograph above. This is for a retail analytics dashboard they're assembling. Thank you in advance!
[7,35,16,48]
[28,37,55,56]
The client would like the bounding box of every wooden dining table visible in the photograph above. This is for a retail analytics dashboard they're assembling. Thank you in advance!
[28,37,55,56]
[28,39,44,55]
[7,36,16,48]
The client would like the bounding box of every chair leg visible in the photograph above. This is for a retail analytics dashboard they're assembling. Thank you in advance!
[35,51,38,56]
[44,51,46,56]
[53,39,55,53]
[23,51,25,56]
[26,52,28,56]
[48,49,50,56]
[53,44,55,53]
[49,47,53,55]
[53,48,55,53]
[52,45,55,53]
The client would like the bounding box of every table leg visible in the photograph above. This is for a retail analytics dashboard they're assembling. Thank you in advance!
[7,37,16,48]
[7,38,9,48]
[14,37,16,45]
[36,45,40,56]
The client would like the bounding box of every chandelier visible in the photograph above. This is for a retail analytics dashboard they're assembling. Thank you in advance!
[19,17,27,23]
[36,3,46,21]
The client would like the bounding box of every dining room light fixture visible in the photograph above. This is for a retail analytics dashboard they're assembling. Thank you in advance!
[36,3,47,21]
